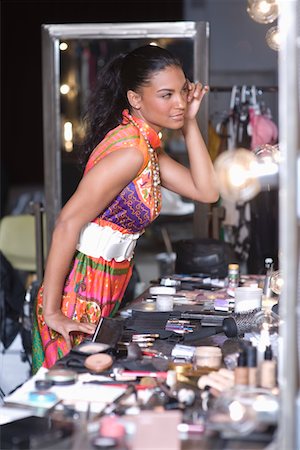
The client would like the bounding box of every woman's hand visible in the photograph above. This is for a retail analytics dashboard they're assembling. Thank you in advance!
[44,310,96,349]
[185,81,209,121]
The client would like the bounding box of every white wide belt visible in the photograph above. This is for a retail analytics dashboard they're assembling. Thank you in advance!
[77,222,141,262]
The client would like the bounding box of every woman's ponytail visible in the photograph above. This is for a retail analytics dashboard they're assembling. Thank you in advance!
[81,53,129,166]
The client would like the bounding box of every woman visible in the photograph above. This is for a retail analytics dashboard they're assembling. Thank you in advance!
[32,44,219,372]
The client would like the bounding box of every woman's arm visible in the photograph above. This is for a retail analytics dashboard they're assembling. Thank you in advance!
[159,83,219,204]
[42,147,144,349]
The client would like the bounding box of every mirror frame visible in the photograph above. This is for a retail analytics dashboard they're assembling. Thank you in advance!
[41,21,209,248]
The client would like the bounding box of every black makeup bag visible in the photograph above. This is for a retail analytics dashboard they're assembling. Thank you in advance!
[174,238,237,278]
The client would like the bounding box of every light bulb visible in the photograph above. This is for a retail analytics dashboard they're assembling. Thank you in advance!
[247,0,279,24]
[59,42,68,51]
[60,84,70,95]
[252,144,280,188]
[229,401,247,422]
[64,121,73,152]
[266,26,280,51]
[64,122,73,141]
[214,149,261,202]
[254,144,280,164]
[270,270,283,295]
[254,310,279,335]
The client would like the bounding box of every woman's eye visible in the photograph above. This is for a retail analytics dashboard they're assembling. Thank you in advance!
[162,93,171,98]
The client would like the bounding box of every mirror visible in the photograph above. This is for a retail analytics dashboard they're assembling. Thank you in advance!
[42,22,209,248]
[60,38,194,205]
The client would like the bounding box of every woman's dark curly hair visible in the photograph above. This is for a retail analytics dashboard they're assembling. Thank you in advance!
[80,45,182,167]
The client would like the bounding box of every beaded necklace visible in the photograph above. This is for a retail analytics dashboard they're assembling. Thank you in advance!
[128,113,161,216]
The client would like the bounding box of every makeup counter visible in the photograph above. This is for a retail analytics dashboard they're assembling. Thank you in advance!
[1,272,280,450]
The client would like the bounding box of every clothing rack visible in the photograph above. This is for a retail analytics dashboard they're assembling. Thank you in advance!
[209,86,278,93]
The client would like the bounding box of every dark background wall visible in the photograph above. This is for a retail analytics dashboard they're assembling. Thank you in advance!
[1,0,183,213]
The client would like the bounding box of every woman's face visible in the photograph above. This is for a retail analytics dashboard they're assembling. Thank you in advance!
[133,65,189,132]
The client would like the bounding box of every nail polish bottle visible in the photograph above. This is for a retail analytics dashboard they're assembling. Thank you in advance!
[260,345,277,389]
[234,350,249,386]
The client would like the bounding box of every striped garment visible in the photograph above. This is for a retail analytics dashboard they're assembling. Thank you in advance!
[32,110,161,373]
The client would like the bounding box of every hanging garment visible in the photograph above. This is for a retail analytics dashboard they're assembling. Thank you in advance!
[208,119,229,161]
[249,107,278,150]
[236,101,251,149]
[227,85,239,150]
[32,110,162,372]
[208,120,222,161]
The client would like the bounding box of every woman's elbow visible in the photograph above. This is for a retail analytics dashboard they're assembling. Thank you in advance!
[52,215,77,241]
[194,186,220,204]
[208,189,220,203]
[202,192,220,203]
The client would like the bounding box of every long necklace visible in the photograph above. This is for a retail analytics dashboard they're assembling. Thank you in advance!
[128,114,161,216]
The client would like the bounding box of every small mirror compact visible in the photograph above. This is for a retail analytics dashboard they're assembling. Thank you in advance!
[71,341,111,355]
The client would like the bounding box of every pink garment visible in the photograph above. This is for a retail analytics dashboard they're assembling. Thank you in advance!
[249,108,278,150]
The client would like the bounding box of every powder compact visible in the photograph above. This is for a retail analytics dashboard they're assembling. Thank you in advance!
[72,341,111,355]
[84,353,113,373]
[45,369,78,385]
[28,390,58,406]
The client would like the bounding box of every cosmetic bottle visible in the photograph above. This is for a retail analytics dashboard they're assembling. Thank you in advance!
[260,345,277,389]
[263,258,273,298]
[227,263,240,295]
[246,345,258,387]
[234,350,248,386]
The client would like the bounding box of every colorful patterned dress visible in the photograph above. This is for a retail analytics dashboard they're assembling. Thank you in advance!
[32,110,162,373]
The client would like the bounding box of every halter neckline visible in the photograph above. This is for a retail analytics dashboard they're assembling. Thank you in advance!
[122,110,161,149]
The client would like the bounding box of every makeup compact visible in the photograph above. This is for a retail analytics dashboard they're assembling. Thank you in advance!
[84,353,114,373]
[28,390,58,405]
[45,369,78,385]
[72,341,111,355]
[91,317,124,349]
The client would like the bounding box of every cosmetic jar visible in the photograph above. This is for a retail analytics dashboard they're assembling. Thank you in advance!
[149,286,176,295]
[45,369,78,385]
[156,295,174,311]
[234,287,263,313]
[194,346,222,370]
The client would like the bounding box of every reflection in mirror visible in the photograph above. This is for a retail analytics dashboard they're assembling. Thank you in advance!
[59,38,194,206]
